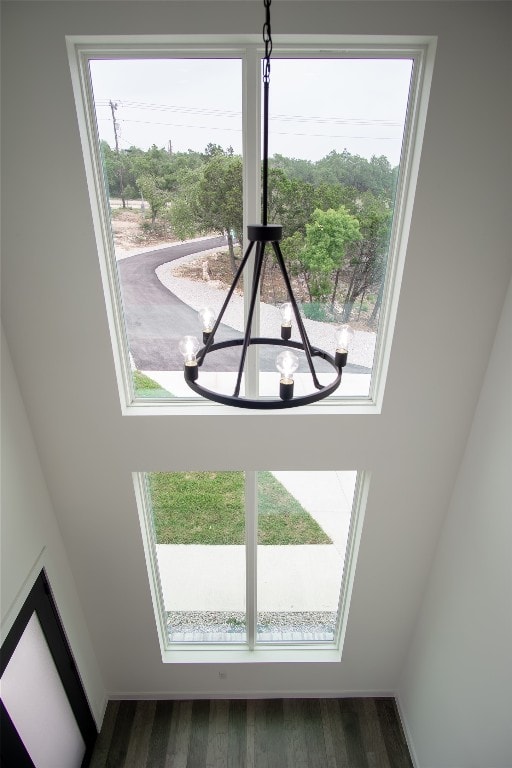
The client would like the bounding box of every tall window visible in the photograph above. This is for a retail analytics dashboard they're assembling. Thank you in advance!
[136,470,365,658]
[69,40,428,409]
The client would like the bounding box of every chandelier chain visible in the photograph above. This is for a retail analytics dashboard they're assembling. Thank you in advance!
[263,0,272,83]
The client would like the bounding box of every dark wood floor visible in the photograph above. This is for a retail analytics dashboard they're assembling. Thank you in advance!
[89,697,413,768]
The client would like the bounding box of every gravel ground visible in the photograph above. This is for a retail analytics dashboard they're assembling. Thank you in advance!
[156,251,376,370]
[166,611,338,643]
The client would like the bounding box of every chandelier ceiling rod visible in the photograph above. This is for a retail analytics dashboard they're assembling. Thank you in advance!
[262,0,272,227]
[179,0,352,408]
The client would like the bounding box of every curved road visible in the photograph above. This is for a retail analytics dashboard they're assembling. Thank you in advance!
[118,237,370,374]
[118,236,245,371]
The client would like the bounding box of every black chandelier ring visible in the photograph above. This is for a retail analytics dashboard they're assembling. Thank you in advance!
[184,337,343,409]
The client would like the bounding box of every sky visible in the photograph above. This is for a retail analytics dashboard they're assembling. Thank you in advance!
[90,57,413,166]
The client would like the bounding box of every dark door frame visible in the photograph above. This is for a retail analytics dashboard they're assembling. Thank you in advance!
[0,569,97,767]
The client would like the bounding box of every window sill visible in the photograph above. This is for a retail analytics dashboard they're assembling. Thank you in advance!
[122,395,381,418]
[160,646,343,665]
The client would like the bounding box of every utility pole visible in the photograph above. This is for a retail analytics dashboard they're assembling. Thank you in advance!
[109,100,126,208]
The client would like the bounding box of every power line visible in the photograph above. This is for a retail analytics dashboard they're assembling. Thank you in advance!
[97,116,401,143]
[94,99,401,128]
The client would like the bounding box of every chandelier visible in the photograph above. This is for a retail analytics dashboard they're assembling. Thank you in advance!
[179,0,353,409]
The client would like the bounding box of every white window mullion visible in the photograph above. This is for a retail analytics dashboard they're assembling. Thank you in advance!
[243,46,261,398]
[245,470,258,649]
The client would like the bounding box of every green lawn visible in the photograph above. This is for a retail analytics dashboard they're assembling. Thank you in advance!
[133,370,173,399]
[148,471,331,545]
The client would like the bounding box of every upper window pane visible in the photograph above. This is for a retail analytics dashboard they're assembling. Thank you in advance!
[82,47,418,406]
[261,58,412,399]
[89,58,244,400]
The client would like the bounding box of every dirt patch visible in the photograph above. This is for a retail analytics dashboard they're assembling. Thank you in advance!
[173,249,377,331]
[111,208,176,253]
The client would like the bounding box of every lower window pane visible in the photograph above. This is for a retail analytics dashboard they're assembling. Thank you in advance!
[256,471,356,643]
[147,471,246,643]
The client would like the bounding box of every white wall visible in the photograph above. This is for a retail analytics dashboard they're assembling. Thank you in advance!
[1,328,106,725]
[398,275,512,767]
[1,0,511,710]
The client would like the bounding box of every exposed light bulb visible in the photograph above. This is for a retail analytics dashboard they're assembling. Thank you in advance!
[335,325,354,369]
[199,306,216,333]
[280,302,293,325]
[179,335,200,362]
[179,335,200,381]
[276,349,299,401]
[280,302,293,340]
[335,324,354,352]
[276,349,299,380]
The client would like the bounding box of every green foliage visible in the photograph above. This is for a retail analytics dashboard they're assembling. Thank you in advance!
[267,168,316,238]
[302,302,336,322]
[280,231,306,277]
[202,142,228,160]
[341,191,392,322]
[122,184,138,200]
[166,167,203,240]
[100,137,396,321]
[314,182,357,214]
[270,154,316,184]
[313,150,396,200]
[270,149,396,200]
[302,207,361,302]
[148,471,331,545]
[195,153,243,241]
[136,173,170,224]
[226,616,245,629]
[164,148,243,249]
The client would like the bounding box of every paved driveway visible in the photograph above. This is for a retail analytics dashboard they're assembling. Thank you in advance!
[117,237,370,376]
[117,237,244,371]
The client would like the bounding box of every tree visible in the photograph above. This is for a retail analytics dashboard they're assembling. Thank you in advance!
[313,182,357,215]
[301,207,361,304]
[313,150,396,200]
[136,173,170,225]
[197,154,243,276]
[167,150,243,275]
[267,169,316,239]
[341,192,392,322]
[167,167,203,241]
[270,154,316,184]
[202,143,226,160]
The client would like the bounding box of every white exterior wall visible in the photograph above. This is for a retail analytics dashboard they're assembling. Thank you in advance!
[1,1,511,750]
[398,275,512,767]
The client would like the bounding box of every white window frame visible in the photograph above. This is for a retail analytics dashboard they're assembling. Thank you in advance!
[134,470,369,663]
[67,35,436,416]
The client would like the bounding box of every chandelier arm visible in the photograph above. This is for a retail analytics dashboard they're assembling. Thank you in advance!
[271,240,323,389]
[197,239,256,365]
[233,240,267,397]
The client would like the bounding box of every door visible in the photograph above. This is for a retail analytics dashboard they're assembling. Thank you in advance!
[0,570,97,767]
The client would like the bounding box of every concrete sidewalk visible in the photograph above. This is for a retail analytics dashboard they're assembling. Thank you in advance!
[156,471,356,614]
[145,370,371,399]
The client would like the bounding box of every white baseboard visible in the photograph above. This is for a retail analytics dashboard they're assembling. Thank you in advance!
[106,688,396,700]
